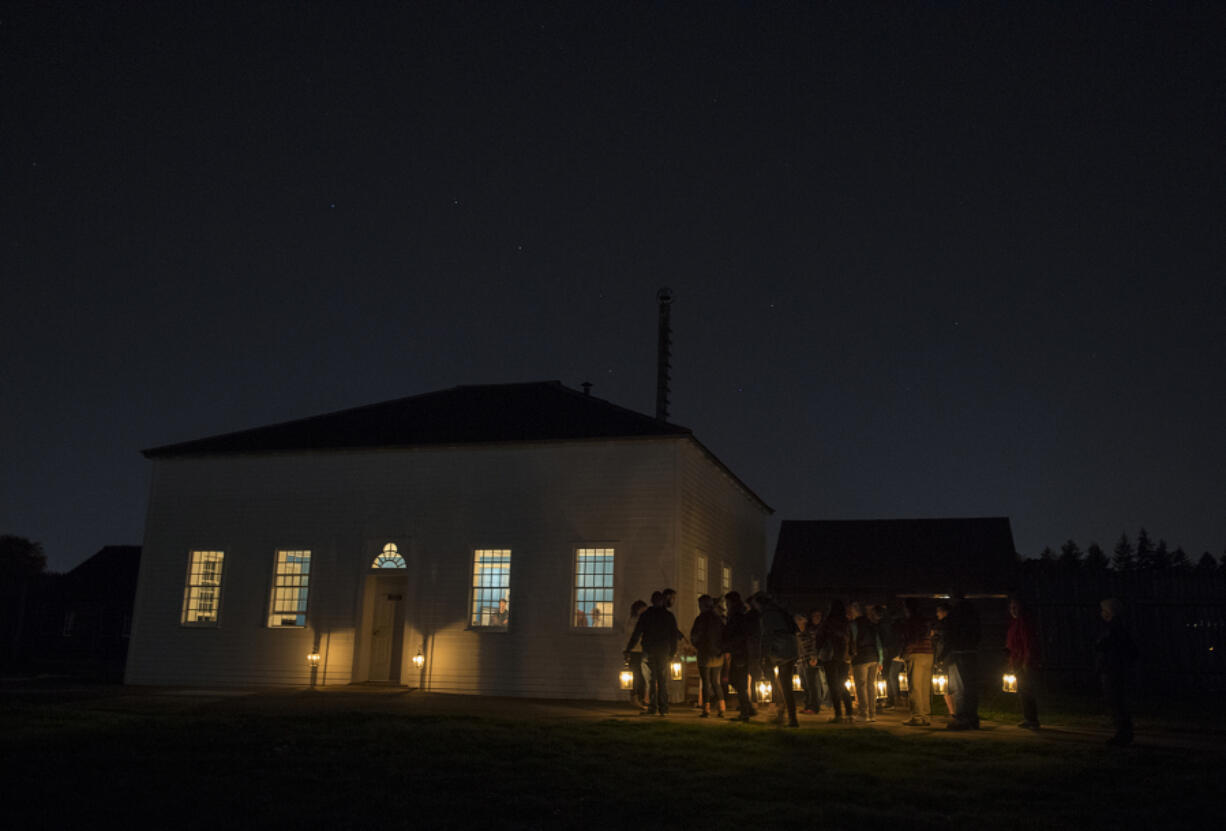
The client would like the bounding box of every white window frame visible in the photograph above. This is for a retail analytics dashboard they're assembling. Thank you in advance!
[267,549,312,628]
[572,546,615,630]
[470,548,512,629]
[721,563,732,597]
[181,549,225,627]
[696,553,708,599]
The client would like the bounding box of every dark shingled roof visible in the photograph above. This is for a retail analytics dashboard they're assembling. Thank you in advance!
[144,381,693,457]
[144,381,772,513]
[769,517,1018,595]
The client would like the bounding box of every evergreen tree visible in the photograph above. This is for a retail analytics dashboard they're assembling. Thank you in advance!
[1111,533,1136,571]
[0,535,46,579]
[1148,538,1171,571]
[1085,542,1109,572]
[1169,546,1190,572]
[1037,546,1056,576]
[1195,551,1217,574]
[1135,528,1157,570]
[1058,539,1083,571]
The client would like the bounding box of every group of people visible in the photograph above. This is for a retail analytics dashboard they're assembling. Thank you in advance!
[624,588,1139,745]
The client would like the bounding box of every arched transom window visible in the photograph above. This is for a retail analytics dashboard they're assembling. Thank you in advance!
[371,542,406,569]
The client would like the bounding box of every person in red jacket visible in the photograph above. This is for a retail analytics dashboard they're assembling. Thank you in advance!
[1006,595,1041,729]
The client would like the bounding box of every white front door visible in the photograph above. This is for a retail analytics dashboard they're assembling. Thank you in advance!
[368,591,403,682]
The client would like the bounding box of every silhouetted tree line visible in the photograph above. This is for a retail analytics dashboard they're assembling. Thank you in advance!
[1026,527,1224,578]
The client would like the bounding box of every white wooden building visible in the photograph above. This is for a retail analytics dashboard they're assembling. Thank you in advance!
[125,381,771,699]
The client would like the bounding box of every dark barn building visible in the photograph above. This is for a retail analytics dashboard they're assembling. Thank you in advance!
[8,546,142,680]
[770,517,1019,602]
[769,517,1020,678]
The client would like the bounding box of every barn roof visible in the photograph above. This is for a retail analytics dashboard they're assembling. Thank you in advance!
[769,517,1018,595]
[143,381,772,512]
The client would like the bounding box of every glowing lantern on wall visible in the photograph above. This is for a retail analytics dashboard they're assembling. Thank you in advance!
[756,679,773,703]
[932,672,948,695]
[306,652,321,669]
[670,660,683,681]
[1002,673,1018,693]
[412,651,425,670]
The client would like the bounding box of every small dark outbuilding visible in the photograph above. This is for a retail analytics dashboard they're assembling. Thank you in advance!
[769,517,1018,611]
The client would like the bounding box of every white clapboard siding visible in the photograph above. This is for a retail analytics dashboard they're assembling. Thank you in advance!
[676,440,769,625]
[126,436,768,699]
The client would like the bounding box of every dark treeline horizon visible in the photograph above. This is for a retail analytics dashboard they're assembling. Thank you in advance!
[1027,527,1224,574]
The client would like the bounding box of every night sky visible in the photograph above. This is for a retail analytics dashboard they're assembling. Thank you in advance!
[4,2,1224,573]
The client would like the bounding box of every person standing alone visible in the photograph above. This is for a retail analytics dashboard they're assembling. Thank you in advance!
[1006,595,1040,730]
[1096,598,1138,746]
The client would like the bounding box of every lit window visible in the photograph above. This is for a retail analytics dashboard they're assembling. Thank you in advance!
[182,550,225,626]
[372,542,406,569]
[268,549,311,627]
[696,554,707,598]
[574,547,614,629]
[721,564,732,596]
[471,549,511,628]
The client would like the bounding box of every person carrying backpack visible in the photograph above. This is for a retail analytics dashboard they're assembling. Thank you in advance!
[749,592,799,727]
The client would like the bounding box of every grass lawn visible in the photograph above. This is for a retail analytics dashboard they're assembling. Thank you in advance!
[5,692,1224,830]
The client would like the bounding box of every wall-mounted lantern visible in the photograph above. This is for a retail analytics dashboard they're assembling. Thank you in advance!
[306,652,321,669]
[412,650,425,670]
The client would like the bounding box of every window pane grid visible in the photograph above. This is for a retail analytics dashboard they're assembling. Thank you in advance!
[268,550,311,627]
[574,548,614,628]
[471,549,511,627]
[182,550,225,625]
